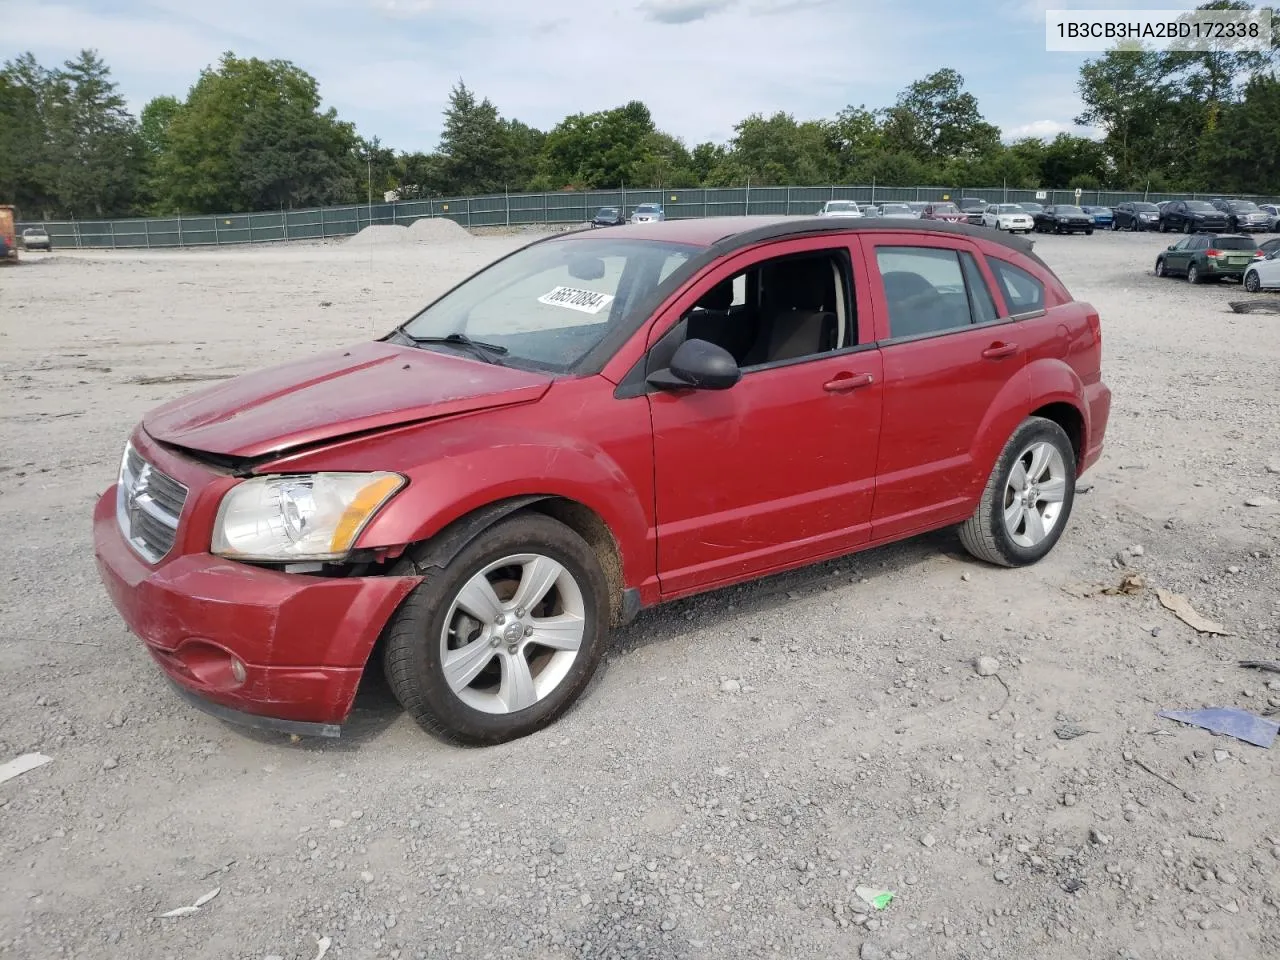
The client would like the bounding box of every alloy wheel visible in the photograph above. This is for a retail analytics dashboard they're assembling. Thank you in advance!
[1001,442,1068,549]
[439,553,586,715]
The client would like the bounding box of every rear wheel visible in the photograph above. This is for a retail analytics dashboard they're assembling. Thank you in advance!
[959,417,1077,568]
[383,512,610,745]
[1187,263,1201,284]
[1184,221,1194,234]
[1085,228,1094,235]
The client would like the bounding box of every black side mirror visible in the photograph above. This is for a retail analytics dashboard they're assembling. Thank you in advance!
[1168,244,1178,251]
[648,338,741,391]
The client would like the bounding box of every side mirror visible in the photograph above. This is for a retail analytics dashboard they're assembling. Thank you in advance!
[648,338,741,391]
[1167,244,1177,251]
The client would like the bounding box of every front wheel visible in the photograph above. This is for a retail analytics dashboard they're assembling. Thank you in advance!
[383,512,610,745]
[1244,270,1261,293]
[1085,228,1094,235]
[1187,263,1201,284]
[1184,221,1194,234]
[959,417,1077,567]
[1155,257,1167,277]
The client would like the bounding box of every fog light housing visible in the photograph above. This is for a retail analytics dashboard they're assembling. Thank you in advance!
[230,658,247,684]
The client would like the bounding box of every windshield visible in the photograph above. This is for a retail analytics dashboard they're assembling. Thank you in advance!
[1213,237,1257,250]
[1055,206,1085,215]
[880,204,911,214]
[596,208,617,216]
[1184,201,1214,211]
[635,205,660,214]
[1230,201,1260,212]
[1134,203,1158,212]
[1020,203,1043,212]
[825,201,856,211]
[998,205,1022,214]
[931,203,960,214]
[400,237,696,372]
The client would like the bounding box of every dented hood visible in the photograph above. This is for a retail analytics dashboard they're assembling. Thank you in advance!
[143,341,553,458]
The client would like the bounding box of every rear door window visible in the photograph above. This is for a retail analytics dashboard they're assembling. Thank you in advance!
[875,246,982,338]
[987,258,1045,316]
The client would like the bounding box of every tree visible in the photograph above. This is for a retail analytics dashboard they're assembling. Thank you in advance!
[1205,73,1280,194]
[438,81,508,194]
[539,100,659,188]
[880,69,1001,164]
[156,53,359,212]
[720,112,837,185]
[0,55,54,215]
[139,95,181,159]
[44,50,144,217]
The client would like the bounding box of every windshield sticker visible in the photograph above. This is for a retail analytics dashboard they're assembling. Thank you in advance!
[538,286,615,315]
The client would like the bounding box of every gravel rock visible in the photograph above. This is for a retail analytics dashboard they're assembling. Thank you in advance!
[1245,495,1278,507]
[101,757,118,771]
[549,839,567,855]
[719,678,742,694]
[860,943,887,960]
[974,656,1000,677]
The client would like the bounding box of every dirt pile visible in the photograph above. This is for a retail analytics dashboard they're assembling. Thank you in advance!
[407,216,472,245]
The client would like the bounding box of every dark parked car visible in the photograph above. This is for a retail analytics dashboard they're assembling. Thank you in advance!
[590,207,625,228]
[1034,205,1094,234]
[1112,201,1161,231]
[1154,233,1263,283]
[1018,202,1044,216]
[957,198,988,225]
[92,217,1110,744]
[1159,200,1229,234]
[1208,199,1270,233]
[1081,206,1113,229]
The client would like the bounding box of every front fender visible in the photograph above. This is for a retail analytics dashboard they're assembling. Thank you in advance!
[354,430,652,588]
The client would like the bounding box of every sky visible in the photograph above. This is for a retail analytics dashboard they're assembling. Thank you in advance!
[0,0,1208,152]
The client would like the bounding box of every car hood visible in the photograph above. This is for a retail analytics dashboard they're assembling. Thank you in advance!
[143,340,554,459]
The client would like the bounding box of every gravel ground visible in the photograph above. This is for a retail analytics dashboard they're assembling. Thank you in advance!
[1,228,1279,960]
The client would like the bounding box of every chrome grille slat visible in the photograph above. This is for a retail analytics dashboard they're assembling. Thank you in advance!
[116,443,188,563]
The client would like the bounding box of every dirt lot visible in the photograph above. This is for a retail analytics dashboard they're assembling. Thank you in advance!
[1,226,1278,960]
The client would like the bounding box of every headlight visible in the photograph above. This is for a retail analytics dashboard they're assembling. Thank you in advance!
[212,472,405,562]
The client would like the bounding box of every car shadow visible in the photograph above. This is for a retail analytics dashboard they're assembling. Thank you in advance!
[230,527,964,752]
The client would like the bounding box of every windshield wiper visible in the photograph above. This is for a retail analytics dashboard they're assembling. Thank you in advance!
[402,332,508,364]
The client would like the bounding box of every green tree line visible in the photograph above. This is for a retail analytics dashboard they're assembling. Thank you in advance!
[1,2,1276,220]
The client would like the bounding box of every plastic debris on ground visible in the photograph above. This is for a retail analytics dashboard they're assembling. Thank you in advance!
[1157,707,1279,749]
[157,887,220,919]
[1155,589,1230,635]
[313,936,332,960]
[1239,659,1280,674]
[855,886,895,910]
[1062,573,1144,598]
[0,753,52,785]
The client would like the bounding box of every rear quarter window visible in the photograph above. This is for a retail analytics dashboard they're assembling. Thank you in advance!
[988,258,1045,316]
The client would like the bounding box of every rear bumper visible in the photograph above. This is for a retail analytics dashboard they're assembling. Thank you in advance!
[93,487,421,731]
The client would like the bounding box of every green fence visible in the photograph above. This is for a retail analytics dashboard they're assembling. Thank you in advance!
[17,184,1280,250]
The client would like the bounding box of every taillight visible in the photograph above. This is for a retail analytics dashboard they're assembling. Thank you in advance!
[1255,250,1265,258]
[1205,249,1221,257]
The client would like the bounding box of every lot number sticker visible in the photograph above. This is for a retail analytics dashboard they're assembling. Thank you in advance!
[538,286,614,315]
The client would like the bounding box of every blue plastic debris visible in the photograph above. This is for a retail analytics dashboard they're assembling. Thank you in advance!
[1158,707,1279,749]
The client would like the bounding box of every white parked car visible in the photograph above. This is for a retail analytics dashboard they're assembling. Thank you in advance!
[629,203,665,224]
[1242,242,1280,292]
[874,202,918,219]
[983,203,1034,234]
[815,200,863,218]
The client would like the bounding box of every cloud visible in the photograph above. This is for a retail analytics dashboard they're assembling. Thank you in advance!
[368,0,435,18]
[637,0,736,25]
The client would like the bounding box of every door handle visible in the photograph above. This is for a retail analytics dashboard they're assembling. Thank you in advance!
[823,372,875,392]
[981,342,1019,360]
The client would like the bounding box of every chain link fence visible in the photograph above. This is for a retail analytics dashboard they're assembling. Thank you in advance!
[17,184,1280,250]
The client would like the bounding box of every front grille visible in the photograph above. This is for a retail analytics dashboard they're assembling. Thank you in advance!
[117,443,188,563]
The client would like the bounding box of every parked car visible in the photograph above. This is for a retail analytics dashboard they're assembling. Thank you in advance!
[920,201,965,223]
[1208,198,1270,233]
[590,207,625,228]
[1018,202,1045,217]
[1112,201,1161,231]
[1081,206,1113,229]
[816,200,863,218]
[957,198,988,225]
[1242,241,1280,292]
[1034,205,1094,234]
[982,204,1034,233]
[905,201,930,216]
[856,202,880,216]
[629,203,664,224]
[93,217,1111,744]
[874,202,918,219]
[20,225,52,251]
[1154,233,1263,283]
[1159,200,1229,234]
[1259,204,1280,231]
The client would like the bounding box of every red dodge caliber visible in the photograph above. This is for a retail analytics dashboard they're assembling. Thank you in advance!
[94,217,1110,744]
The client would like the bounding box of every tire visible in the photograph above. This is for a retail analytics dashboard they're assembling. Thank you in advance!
[1187,263,1200,284]
[1086,228,1094,235]
[1244,270,1261,293]
[1111,219,1119,231]
[1155,257,1167,277]
[382,512,610,745]
[1158,220,1167,233]
[958,417,1077,568]
[1184,220,1193,234]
